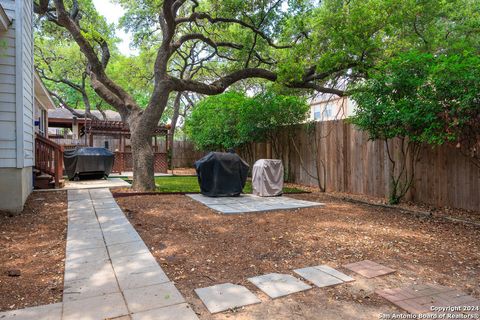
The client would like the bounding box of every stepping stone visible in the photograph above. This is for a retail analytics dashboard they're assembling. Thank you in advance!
[315,265,355,282]
[247,273,312,299]
[131,303,199,320]
[195,283,261,314]
[343,260,395,278]
[376,284,480,314]
[294,265,354,288]
[0,303,62,320]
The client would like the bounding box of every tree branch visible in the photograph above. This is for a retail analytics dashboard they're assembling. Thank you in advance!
[40,0,138,116]
[175,12,292,49]
[48,89,100,120]
[170,68,345,96]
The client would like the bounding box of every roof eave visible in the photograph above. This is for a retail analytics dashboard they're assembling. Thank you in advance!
[0,4,11,31]
[34,71,57,110]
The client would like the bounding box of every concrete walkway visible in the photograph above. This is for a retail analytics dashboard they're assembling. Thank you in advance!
[62,178,131,190]
[0,188,198,320]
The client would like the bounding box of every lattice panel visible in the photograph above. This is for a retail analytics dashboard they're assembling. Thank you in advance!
[112,152,167,173]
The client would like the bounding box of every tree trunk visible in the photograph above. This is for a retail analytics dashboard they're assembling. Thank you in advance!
[128,86,171,191]
[130,129,156,191]
[128,110,156,191]
[169,92,182,152]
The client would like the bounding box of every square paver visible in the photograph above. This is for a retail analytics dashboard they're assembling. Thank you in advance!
[64,259,115,282]
[108,240,150,258]
[131,303,199,320]
[187,194,324,214]
[195,283,261,314]
[65,245,109,265]
[343,260,396,278]
[123,282,185,313]
[315,265,355,282]
[247,273,312,298]
[63,292,128,320]
[63,274,120,302]
[376,284,480,314]
[103,228,143,245]
[0,303,62,320]
[294,265,354,288]
[114,263,170,290]
[110,252,159,272]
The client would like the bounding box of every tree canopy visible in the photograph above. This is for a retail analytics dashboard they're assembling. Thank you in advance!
[350,50,480,163]
[185,90,308,151]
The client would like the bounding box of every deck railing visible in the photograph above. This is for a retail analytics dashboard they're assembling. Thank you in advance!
[35,134,64,188]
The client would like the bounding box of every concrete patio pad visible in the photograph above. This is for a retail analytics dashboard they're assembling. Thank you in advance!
[187,193,324,214]
[247,273,312,299]
[195,283,261,313]
[294,265,355,288]
[343,260,396,278]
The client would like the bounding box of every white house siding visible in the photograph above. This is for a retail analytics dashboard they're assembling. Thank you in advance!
[0,0,35,212]
[20,0,34,167]
[0,0,16,168]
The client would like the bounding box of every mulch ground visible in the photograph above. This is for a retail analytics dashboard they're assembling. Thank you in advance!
[0,191,67,312]
[117,191,480,320]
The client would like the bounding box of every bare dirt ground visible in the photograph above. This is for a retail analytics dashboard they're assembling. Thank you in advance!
[117,191,480,320]
[0,191,67,311]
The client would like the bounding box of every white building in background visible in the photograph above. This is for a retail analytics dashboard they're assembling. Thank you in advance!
[309,94,356,122]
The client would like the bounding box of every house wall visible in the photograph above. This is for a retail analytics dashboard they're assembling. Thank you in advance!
[0,0,35,212]
[34,97,48,136]
[310,96,356,121]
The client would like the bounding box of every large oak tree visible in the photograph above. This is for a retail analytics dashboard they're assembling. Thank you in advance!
[34,0,345,190]
[34,0,457,191]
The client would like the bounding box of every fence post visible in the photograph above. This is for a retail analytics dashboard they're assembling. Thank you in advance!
[54,149,60,188]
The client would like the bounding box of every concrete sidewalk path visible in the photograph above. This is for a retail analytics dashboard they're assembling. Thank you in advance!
[0,188,198,320]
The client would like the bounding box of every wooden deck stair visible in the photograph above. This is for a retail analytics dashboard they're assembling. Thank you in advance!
[34,134,65,189]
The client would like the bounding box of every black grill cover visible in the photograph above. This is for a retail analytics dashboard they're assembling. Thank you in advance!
[194,152,249,197]
[64,147,114,180]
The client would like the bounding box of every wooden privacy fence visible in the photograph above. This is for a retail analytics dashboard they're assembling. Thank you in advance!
[169,140,205,168]
[247,120,480,211]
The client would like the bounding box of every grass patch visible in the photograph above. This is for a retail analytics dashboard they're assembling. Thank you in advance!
[146,176,305,193]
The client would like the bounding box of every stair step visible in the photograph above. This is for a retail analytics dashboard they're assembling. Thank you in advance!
[36,174,52,180]
[35,178,53,189]
[48,179,65,189]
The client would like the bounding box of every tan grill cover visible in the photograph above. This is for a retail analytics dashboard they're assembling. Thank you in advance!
[252,159,284,197]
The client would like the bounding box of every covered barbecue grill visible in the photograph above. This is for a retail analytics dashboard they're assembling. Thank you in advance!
[194,152,249,197]
[64,147,114,180]
[252,159,284,196]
